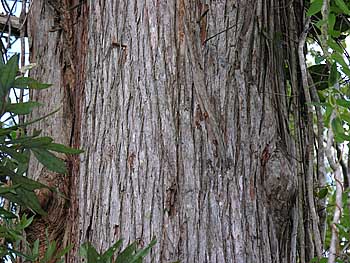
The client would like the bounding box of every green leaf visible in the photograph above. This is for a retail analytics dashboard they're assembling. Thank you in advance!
[308,64,329,90]
[42,241,57,263]
[327,38,343,54]
[32,148,67,174]
[328,13,336,33]
[5,101,42,115]
[101,239,123,261]
[0,54,19,92]
[0,207,17,219]
[32,239,40,258]
[336,99,350,108]
[307,0,323,16]
[0,108,60,136]
[129,238,157,263]
[331,53,350,76]
[16,159,28,176]
[334,131,350,143]
[315,19,327,30]
[341,66,350,77]
[46,143,84,154]
[80,242,101,263]
[55,244,73,260]
[332,116,345,135]
[331,53,347,68]
[7,133,41,145]
[19,215,34,229]
[8,169,46,191]
[0,185,18,195]
[341,203,350,229]
[0,146,29,163]
[13,77,52,90]
[22,136,53,148]
[317,188,328,199]
[340,113,350,124]
[6,247,37,261]
[19,189,46,215]
[0,126,17,137]
[334,0,350,14]
[116,242,137,263]
[0,188,46,215]
[328,62,339,87]
[0,55,19,115]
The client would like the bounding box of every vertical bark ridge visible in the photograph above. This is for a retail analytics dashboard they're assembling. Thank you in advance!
[27,0,88,260]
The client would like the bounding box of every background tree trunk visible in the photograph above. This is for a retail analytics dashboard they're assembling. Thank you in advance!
[27,0,321,262]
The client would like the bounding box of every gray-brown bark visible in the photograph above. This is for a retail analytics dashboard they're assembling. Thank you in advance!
[27,0,322,262]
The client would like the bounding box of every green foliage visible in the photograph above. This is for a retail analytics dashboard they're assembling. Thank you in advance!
[0,54,82,261]
[307,0,350,261]
[0,214,72,263]
[308,64,329,90]
[0,55,80,217]
[323,190,350,262]
[80,238,156,263]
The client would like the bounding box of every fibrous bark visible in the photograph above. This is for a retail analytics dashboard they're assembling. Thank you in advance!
[27,1,323,262]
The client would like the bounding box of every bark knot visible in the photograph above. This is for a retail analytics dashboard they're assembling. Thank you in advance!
[263,143,297,235]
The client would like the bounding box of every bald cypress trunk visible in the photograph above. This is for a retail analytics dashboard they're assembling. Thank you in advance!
[27,1,322,262]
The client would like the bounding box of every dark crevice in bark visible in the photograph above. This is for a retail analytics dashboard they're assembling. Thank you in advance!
[63,0,89,260]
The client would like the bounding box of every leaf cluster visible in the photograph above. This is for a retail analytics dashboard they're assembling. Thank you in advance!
[0,54,83,261]
[306,0,350,262]
[80,238,157,263]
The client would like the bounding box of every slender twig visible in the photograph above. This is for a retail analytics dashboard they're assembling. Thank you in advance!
[18,0,26,125]
[0,0,19,40]
[203,24,236,44]
[336,144,348,188]
[1,0,10,13]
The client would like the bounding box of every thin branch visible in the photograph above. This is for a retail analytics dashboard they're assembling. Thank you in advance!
[0,0,20,40]
[18,0,26,125]
[336,144,348,188]
[203,23,236,44]
[1,0,10,13]
[0,14,20,37]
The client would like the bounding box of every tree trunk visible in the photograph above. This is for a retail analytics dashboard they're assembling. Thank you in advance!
[27,0,322,262]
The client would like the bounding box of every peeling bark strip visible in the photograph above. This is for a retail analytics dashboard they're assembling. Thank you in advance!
[27,0,88,260]
[28,0,321,262]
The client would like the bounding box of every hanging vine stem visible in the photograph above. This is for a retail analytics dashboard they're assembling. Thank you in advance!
[298,16,323,259]
[326,111,343,263]
[319,0,344,262]
[308,73,327,245]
